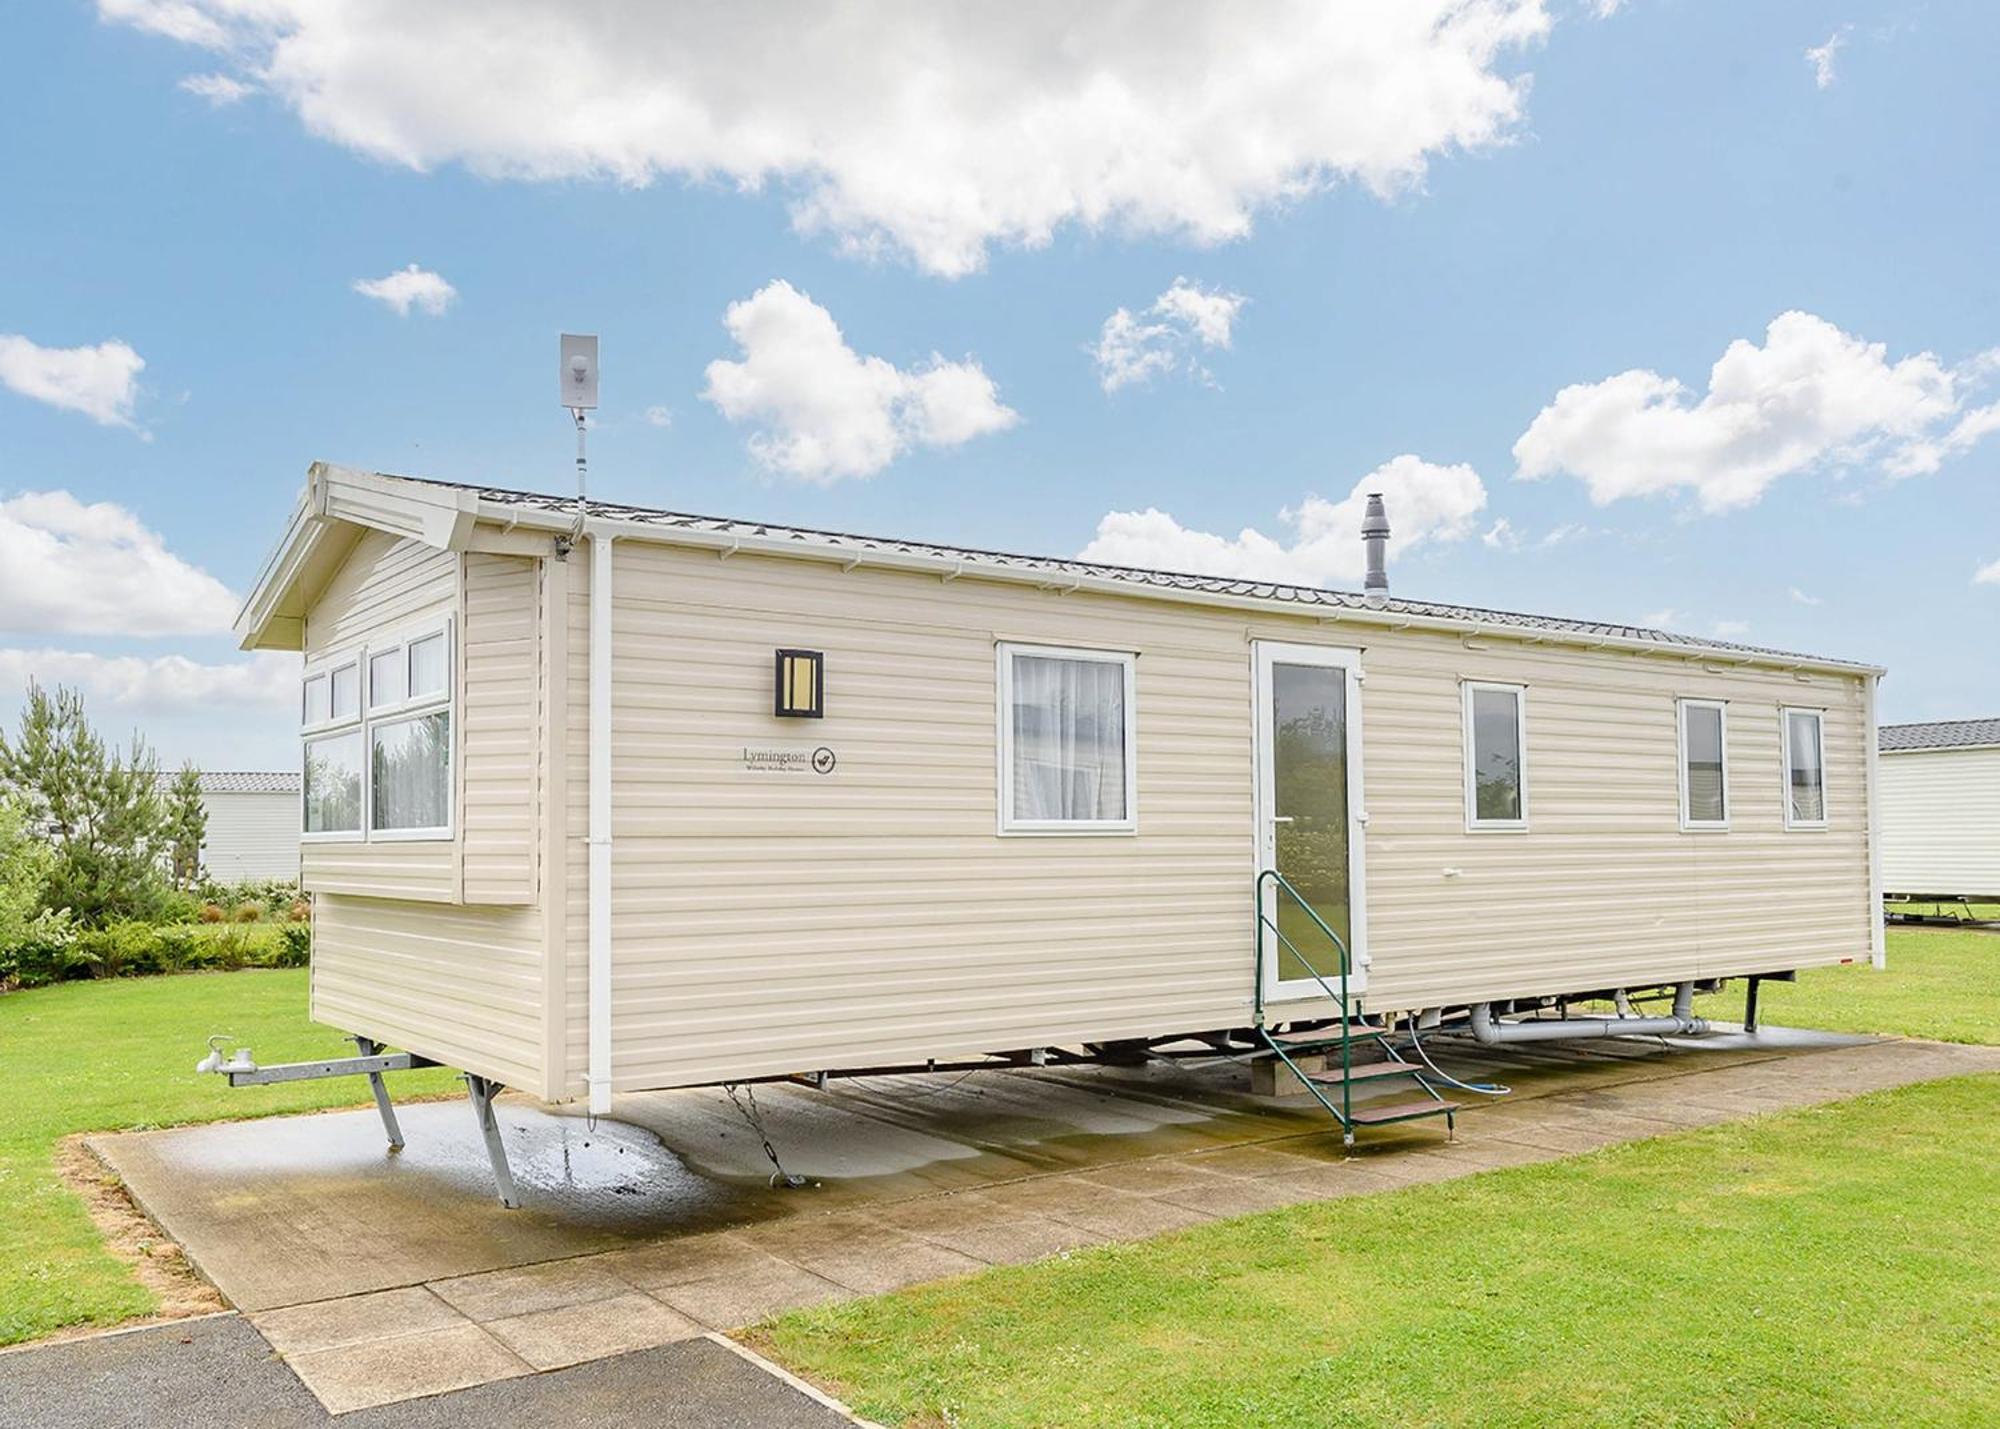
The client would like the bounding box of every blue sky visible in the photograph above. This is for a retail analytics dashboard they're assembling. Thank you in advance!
[2,1,1996,770]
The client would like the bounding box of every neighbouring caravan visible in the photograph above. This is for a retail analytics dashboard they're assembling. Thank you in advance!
[230,463,1886,1176]
[181,771,302,883]
[1878,718,2000,903]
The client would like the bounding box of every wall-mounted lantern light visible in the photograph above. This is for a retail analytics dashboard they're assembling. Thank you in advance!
[774,649,825,718]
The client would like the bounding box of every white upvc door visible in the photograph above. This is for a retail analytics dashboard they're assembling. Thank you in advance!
[1253,640,1369,1005]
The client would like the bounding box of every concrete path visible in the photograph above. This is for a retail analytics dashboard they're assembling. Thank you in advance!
[0,1316,857,1428]
[80,1030,2000,1416]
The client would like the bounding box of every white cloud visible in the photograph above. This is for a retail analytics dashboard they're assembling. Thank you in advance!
[1514,312,1996,512]
[1788,586,1822,606]
[1079,454,1486,587]
[1482,517,1519,550]
[97,1,1553,277]
[1093,278,1247,392]
[0,490,239,637]
[352,263,456,317]
[1806,28,1849,89]
[1539,522,1587,547]
[701,279,1016,483]
[1641,608,1687,630]
[1712,619,1750,638]
[1975,559,2000,587]
[179,71,253,104]
[642,405,673,428]
[1883,399,2000,478]
[0,335,147,432]
[0,648,294,713]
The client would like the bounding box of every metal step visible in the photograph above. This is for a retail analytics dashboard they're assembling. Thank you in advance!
[1342,1098,1461,1126]
[1303,1061,1428,1087]
[1265,1029,1391,1054]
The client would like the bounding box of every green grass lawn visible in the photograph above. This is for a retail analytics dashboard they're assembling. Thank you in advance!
[1693,926,1999,1045]
[757,1074,2000,1428]
[0,970,459,1346]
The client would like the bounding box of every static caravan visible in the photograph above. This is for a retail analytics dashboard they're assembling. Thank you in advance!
[228,463,1886,1191]
[186,771,302,883]
[1878,718,2000,904]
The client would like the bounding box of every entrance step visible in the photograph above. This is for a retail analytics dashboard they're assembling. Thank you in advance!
[1342,1098,1461,1127]
[1301,1062,1429,1088]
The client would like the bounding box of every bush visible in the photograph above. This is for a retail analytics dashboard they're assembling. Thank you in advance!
[198,902,227,924]
[0,912,81,989]
[232,904,263,924]
[74,921,168,979]
[276,921,312,967]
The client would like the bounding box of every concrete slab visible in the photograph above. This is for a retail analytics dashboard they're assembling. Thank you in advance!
[483,1291,702,1371]
[281,1320,530,1414]
[91,1099,781,1311]
[430,1257,636,1323]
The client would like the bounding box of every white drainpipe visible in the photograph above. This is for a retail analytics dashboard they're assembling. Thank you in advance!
[587,527,614,1116]
[1864,672,1887,970]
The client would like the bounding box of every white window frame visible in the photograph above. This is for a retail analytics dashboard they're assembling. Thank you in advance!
[1677,697,1730,832]
[300,615,455,844]
[996,641,1139,836]
[301,651,364,843]
[1461,680,1528,833]
[1781,705,1829,831]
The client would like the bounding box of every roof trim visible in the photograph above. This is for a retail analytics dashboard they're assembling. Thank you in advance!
[235,464,483,650]
[239,464,1886,677]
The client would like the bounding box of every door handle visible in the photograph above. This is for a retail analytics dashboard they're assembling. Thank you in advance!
[1270,816,1295,824]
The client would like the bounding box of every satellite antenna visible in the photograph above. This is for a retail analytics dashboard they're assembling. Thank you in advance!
[560,333,599,536]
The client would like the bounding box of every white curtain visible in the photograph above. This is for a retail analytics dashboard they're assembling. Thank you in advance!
[1011,655,1126,821]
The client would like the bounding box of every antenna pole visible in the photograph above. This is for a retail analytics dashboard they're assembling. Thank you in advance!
[573,407,589,526]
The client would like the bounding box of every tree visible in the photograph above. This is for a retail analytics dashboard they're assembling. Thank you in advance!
[0,683,169,926]
[165,762,207,888]
[0,795,53,953]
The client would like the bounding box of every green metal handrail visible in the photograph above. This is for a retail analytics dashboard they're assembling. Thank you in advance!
[1253,868,1355,1130]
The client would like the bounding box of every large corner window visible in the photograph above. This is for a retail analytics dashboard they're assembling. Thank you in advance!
[301,619,453,842]
[998,643,1137,834]
[1677,698,1729,831]
[1783,706,1828,829]
[1462,681,1527,831]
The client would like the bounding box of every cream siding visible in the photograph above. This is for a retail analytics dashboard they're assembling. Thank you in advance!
[1879,747,2000,897]
[460,552,540,904]
[564,541,1873,1096]
[201,792,300,882]
[311,894,543,1088]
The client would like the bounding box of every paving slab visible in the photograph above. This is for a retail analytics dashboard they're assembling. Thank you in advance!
[280,1319,530,1414]
[483,1291,702,1371]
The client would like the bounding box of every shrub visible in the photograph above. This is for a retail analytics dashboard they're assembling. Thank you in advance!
[198,903,227,924]
[0,912,80,989]
[276,921,312,967]
[285,898,311,924]
[203,923,258,972]
[232,904,263,924]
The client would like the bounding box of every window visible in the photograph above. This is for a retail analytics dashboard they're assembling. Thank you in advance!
[303,731,363,834]
[372,711,452,834]
[997,643,1137,834]
[301,619,453,841]
[1783,707,1827,829]
[1678,699,1729,829]
[1462,681,1527,830]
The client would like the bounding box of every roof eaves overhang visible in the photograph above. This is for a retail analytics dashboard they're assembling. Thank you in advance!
[234,462,483,652]
[477,496,1887,681]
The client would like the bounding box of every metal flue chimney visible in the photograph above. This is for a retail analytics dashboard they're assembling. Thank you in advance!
[1361,492,1390,607]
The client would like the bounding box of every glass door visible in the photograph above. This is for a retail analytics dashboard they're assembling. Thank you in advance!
[1254,641,1367,1003]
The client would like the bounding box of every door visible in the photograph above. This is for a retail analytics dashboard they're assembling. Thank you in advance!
[1254,641,1367,1004]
